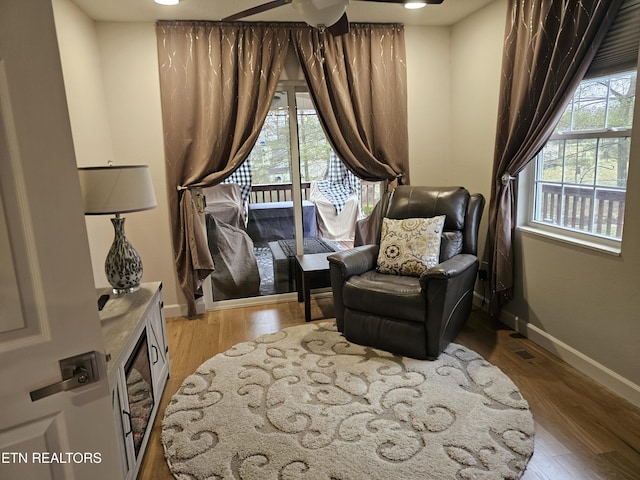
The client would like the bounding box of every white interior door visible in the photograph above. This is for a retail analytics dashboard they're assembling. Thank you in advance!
[0,1,120,478]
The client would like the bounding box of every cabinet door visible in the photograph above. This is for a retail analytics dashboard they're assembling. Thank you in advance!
[147,292,169,399]
[112,372,134,480]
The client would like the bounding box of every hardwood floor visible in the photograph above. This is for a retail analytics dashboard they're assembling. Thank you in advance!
[138,296,640,480]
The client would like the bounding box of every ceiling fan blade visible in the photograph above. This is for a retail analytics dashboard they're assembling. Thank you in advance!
[327,13,349,36]
[222,0,292,22]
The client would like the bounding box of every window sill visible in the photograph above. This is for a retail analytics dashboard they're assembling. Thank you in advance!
[517,225,622,256]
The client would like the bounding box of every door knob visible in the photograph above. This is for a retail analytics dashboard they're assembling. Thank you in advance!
[30,351,99,401]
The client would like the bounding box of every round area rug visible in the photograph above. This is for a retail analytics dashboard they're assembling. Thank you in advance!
[162,323,534,480]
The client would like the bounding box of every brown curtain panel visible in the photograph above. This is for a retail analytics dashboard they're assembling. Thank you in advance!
[487,0,623,315]
[291,23,410,184]
[156,21,290,316]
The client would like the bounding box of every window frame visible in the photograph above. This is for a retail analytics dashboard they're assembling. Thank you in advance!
[519,70,637,256]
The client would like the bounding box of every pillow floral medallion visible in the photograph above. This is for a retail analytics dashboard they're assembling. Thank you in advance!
[377,215,445,276]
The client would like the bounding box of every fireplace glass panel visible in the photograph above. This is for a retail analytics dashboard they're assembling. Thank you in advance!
[125,330,154,456]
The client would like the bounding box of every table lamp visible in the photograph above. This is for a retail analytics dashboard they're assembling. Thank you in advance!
[78,165,157,294]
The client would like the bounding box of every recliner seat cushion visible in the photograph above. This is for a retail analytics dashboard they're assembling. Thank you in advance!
[343,270,425,323]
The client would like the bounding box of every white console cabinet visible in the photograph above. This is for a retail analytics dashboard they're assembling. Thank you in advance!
[98,282,170,480]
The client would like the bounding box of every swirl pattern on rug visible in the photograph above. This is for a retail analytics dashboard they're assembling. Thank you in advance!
[162,322,534,479]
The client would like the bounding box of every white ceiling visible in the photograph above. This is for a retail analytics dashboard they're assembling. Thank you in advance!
[71,0,495,26]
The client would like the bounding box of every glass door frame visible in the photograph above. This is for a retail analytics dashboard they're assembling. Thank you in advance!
[284,81,306,256]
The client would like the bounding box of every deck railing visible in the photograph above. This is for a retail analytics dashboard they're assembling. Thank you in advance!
[360,181,383,215]
[249,183,311,203]
[249,181,384,215]
[538,184,625,238]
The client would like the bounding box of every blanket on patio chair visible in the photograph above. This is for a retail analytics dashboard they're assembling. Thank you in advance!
[310,181,360,242]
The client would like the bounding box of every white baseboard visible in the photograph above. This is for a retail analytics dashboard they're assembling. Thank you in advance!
[472,294,640,408]
[162,290,333,318]
[161,295,298,318]
[163,303,187,318]
[205,292,299,311]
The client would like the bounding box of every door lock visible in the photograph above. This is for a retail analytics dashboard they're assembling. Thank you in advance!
[30,351,99,401]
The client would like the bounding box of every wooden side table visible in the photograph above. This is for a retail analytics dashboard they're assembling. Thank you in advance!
[295,252,333,322]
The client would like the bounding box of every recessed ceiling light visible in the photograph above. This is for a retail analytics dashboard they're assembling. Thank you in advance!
[155,0,179,5]
[404,1,427,9]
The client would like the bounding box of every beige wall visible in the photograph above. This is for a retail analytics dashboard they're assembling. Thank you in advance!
[53,0,115,289]
[407,0,506,258]
[95,22,181,310]
[53,0,114,164]
[448,0,507,260]
[406,26,451,185]
[54,1,183,311]
[450,0,505,199]
[54,0,639,404]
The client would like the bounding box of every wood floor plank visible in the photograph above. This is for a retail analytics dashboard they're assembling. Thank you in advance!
[136,303,640,480]
[596,449,640,480]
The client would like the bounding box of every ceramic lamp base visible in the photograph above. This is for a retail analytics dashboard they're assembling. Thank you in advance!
[105,216,143,294]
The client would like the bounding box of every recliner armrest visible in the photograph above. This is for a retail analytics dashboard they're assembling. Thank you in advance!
[419,253,479,356]
[328,244,379,333]
[328,244,379,279]
[420,254,478,284]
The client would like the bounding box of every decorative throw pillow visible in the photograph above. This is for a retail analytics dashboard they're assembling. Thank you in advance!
[376,215,445,276]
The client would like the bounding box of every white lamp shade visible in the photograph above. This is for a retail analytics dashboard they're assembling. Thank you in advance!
[292,0,349,28]
[78,165,157,215]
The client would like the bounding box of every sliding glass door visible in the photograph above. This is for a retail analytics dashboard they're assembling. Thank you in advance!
[204,83,380,303]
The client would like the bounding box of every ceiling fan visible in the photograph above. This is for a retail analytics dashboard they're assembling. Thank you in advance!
[222,0,445,36]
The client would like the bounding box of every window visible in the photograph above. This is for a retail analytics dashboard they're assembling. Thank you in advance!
[528,70,636,248]
[244,84,381,213]
[250,88,332,186]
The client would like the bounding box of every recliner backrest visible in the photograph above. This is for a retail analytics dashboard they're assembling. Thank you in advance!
[381,186,484,258]
[464,193,485,256]
[386,186,470,230]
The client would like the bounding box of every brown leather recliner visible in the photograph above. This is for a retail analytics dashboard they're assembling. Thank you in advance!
[327,186,485,360]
